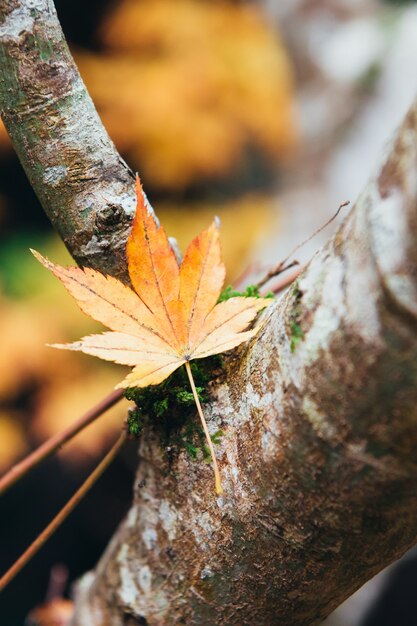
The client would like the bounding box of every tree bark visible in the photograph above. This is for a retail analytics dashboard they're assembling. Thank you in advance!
[0,0,135,280]
[1,2,417,625]
[70,103,417,625]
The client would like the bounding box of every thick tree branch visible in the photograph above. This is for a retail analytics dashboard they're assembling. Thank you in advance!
[0,0,135,279]
[71,104,417,625]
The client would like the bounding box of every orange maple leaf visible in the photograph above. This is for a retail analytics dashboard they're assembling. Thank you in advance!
[32,178,271,493]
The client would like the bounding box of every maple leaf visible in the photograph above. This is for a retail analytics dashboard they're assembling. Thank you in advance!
[32,177,271,493]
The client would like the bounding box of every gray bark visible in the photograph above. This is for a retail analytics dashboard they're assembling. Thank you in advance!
[1,1,417,624]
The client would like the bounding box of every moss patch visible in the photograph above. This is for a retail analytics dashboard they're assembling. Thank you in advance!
[288,282,305,352]
[218,284,274,302]
[124,357,224,459]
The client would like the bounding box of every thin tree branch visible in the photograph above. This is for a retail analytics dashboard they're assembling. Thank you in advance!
[0,0,137,280]
[266,263,305,295]
[0,389,124,496]
[0,430,127,593]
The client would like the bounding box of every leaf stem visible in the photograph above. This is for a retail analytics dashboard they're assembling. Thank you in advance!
[185,362,223,495]
[0,389,124,496]
[0,430,127,593]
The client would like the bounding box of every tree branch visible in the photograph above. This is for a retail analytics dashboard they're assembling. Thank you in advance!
[71,103,417,625]
[0,0,136,279]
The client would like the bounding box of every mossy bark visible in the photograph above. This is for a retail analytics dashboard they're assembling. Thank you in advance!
[1,2,417,624]
[0,0,135,280]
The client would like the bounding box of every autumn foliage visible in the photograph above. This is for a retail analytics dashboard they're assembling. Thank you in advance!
[76,0,296,190]
[0,1,296,192]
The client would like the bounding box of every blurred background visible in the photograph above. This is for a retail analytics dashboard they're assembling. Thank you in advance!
[1,0,417,623]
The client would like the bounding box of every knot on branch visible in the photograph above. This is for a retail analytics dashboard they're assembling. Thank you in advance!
[95,203,126,230]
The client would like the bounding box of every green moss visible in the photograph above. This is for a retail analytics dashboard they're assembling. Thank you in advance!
[124,359,216,415]
[290,321,305,353]
[289,281,305,352]
[218,283,274,302]
[36,36,54,62]
[126,408,145,437]
[124,357,224,458]
[176,389,200,405]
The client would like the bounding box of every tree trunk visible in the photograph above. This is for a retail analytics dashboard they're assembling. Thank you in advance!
[1,2,417,625]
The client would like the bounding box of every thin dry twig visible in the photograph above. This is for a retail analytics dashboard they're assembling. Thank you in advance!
[0,430,128,593]
[257,201,350,288]
[0,389,124,496]
[257,259,300,288]
[264,264,306,296]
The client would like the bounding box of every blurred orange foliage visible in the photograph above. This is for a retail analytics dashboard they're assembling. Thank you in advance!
[0,239,128,470]
[76,0,296,190]
[26,598,74,626]
[156,193,276,278]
